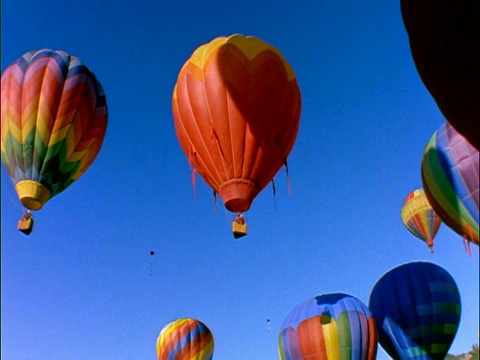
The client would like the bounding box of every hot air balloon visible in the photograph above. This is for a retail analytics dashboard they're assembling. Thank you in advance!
[156,318,214,360]
[1,49,108,235]
[400,0,480,150]
[172,34,301,238]
[401,188,442,252]
[369,262,461,360]
[278,293,378,360]
[421,122,479,253]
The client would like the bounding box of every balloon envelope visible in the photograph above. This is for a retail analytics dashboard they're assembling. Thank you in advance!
[156,318,214,360]
[421,122,479,245]
[278,293,377,360]
[369,262,461,360]
[1,49,108,210]
[401,188,442,251]
[172,34,301,213]
[401,0,480,150]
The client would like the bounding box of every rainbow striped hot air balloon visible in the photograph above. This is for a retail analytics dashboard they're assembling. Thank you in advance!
[369,262,461,360]
[401,188,442,252]
[421,122,479,252]
[1,49,107,234]
[278,293,377,360]
[156,318,214,360]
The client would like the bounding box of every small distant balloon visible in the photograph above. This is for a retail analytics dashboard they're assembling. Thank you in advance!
[401,188,442,252]
[149,251,155,276]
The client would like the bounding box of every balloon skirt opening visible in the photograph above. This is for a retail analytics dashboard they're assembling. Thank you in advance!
[15,180,51,210]
[219,179,258,213]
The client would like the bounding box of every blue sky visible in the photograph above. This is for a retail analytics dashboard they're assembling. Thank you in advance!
[1,0,478,359]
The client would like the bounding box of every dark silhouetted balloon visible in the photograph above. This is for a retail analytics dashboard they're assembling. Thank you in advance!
[401,0,480,150]
[369,262,461,359]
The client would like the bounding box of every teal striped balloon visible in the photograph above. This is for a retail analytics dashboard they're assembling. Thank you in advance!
[421,122,479,246]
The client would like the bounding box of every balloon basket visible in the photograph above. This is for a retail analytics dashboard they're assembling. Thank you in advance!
[232,221,247,239]
[18,217,34,236]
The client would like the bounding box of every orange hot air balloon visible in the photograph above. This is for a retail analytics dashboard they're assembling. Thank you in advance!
[172,34,301,237]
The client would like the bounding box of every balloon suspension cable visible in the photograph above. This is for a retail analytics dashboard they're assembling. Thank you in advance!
[463,236,473,258]
[18,209,34,226]
[234,213,245,224]
[271,179,277,212]
[284,160,291,195]
[213,191,217,215]
[190,165,197,203]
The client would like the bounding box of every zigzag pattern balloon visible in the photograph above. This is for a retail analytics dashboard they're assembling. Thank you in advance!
[156,318,214,360]
[1,49,108,210]
[401,188,442,252]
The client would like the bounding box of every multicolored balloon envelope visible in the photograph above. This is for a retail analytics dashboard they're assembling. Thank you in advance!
[172,34,301,228]
[278,293,377,360]
[421,122,479,248]
[401,188,442,252]
[156,318,214,360]
[1,49,108,212]
[369,262,461,360]
[401,0,480,150]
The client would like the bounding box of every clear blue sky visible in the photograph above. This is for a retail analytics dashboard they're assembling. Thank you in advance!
[1,0,478,359]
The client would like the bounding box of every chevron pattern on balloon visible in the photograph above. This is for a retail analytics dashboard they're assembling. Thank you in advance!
[1,49,107,198]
